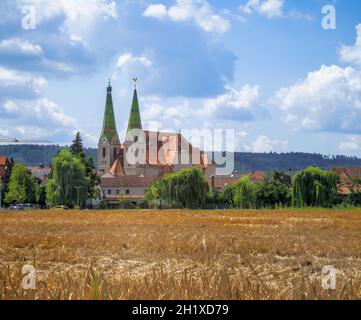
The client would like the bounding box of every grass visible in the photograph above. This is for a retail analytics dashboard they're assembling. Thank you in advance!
[0,209,361,300]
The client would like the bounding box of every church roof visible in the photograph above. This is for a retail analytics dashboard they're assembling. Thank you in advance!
[127,88,143,132]
[100,81,119,143]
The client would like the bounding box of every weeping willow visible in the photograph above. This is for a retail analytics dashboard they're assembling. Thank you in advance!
[145,167,209,209]
[292,167,339,208]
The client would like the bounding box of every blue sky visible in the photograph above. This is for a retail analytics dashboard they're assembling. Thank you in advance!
[1,0,361,155]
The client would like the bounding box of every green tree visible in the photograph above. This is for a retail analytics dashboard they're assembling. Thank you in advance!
[70,132,100,198]
[145,168,209,209]
[233,176,257,209]
[144,179,164,208]
[46,149,89,207]
[273,171,292,187]
[70,132,85,160]
[292,167,339,208]
[256,179,291,208]
[4,163,37,204]
[222,185,235,208]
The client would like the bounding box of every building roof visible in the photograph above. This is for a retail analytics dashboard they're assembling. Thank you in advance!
[249,171,267,183]
[99,81,119,143]
[0,155,8,166]
[127,88,143,132]
[143,130,209,168]
[101,175,157,188]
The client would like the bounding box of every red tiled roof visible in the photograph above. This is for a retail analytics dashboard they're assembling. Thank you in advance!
[249,171,267,183]
[143,131,208,168]
[101,176,157,188]
[0,155,8,166]
[109,158,125,176]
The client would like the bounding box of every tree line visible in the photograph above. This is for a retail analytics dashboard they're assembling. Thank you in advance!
[144,167,361,209]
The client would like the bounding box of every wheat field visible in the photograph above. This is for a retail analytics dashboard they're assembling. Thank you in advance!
[0,209,361,300]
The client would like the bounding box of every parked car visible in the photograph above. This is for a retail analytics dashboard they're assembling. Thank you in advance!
[52,205,69,211]
[9,204,24,210]
[22,203,35,210]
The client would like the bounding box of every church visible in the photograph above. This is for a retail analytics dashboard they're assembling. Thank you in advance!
[98,81,216,207]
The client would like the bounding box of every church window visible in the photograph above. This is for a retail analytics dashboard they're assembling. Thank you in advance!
[113,147,117,158]
[102,147,106,158]
[107,189,111,195]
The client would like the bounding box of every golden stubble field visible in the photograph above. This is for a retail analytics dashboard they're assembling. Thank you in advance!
[0,209,361,300]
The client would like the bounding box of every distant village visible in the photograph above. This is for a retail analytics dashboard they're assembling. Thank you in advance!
[1,81,361,210]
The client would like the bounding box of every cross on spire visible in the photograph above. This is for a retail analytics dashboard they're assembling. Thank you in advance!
[132,77,138,89]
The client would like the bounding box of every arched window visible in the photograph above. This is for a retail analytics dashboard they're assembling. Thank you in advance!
[102,147,106,158]
[113,147,117,158]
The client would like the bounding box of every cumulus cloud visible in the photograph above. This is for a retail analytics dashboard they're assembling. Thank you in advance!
[245,135,288,153]
[138,84,263,134]
[239,0,284,18]
[339,24,361,67]
[143,0,231,34]
[16,0,118,26]
[0,67,47,97]
[0,38,43,55]
[273,65,361,133]
[0,97,82,142]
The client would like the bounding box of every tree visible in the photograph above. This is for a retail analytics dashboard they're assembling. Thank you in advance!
[233,176,257,209]
[222,185,235,208]
[70,132,100,198]
[70,132,85,160]
[273,171,292,187]
[46,149,89,207]
[0,158,14,206]
[292,167,339,208]
[145,167,209,209]
[144,179,164,208]
[4,163,37,204]
[256,179,291,208]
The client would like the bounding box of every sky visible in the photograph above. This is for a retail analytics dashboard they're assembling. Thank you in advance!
[1,0,361,155]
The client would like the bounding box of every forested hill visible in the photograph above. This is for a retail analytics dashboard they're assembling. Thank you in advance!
[1,145,361,172]
[0,145,97,167]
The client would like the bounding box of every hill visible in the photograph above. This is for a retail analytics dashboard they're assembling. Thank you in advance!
[1,145,361,172]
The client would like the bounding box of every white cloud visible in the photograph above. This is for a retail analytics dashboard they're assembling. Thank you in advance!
[143,4,168,19]
[143,0,231,34]
[0,38,43,55]
[273,65,361,133]
[239,0,284,18]
[115,53,152,69]
[339,24,361,67]
[2,98,76,128]
[0,67,47,94]
[16,0,118,42]
[112,53,153,80]
[203,84,260,112]
[245,135,287,152]
[339,136,361,152]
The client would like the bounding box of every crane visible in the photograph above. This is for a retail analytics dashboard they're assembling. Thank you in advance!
[0,135,52,144]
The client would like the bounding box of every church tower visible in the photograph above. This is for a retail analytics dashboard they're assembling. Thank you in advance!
[98,80,120,173]
[124,79,146,175]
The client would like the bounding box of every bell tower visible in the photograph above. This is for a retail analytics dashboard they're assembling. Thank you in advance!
[98,80,120,173]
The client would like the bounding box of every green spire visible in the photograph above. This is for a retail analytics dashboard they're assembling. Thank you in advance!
[100,80,118,143]
[127,83,143,132]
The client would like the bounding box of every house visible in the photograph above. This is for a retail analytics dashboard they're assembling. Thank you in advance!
[331,167,361,196]
[0,155,10,181]
[28,166,51,182]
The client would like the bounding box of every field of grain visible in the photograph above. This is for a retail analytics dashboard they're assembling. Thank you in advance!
[0,209,361,300]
